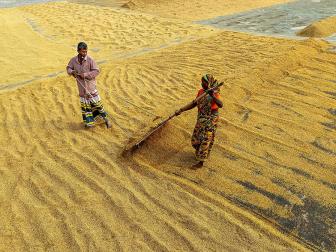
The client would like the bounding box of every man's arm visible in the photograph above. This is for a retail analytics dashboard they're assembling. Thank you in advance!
[83,59,100,80]
[66,59,75,75]
[66,59,78,78]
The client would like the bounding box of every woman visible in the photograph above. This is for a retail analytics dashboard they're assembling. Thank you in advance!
[176,74,223,169]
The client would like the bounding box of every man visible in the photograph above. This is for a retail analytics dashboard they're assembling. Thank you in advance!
[66,42,111,128]
[175,74,223,169]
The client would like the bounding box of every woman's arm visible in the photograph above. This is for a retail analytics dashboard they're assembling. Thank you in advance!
[209,90,223,108]
[175,100,197,115]
[212,95,223,108]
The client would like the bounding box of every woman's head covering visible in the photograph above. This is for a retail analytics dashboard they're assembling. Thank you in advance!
[201,74,216,89]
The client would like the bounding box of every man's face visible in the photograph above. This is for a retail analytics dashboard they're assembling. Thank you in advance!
[78,49,87,59]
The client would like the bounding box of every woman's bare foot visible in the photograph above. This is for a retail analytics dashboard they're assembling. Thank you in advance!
[104,118,112,128]
[85,123,94,128]
[191,161,204,169]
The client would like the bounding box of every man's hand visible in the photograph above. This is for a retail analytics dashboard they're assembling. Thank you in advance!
[72,71,78,78]
[72,71,85,79]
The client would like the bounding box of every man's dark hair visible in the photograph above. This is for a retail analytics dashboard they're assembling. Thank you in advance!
[77,42,88,51]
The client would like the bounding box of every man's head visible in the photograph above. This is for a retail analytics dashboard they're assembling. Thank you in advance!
[201,74,215,89]
[77,42,88,59]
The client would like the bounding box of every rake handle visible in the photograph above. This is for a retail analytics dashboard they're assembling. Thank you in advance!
[175,82,224,116]
[149,82,224,132]
[133,82,223,146]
